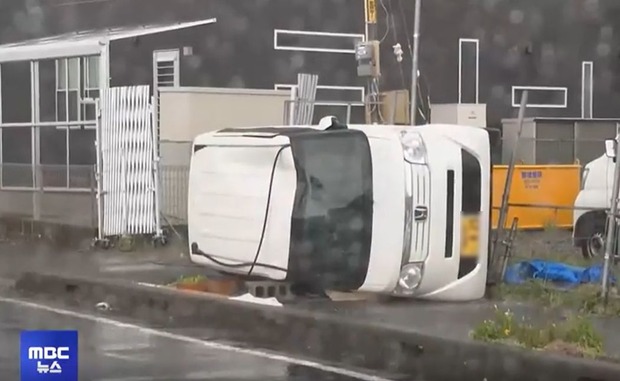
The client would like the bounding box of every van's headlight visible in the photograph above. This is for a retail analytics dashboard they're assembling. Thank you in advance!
[400,130,427,164]
[394,262,424,295]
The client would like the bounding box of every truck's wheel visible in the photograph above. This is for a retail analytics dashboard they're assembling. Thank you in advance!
[581,231,605,259]
[576,212,607,259]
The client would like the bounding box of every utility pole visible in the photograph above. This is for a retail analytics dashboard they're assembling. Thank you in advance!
[409,0,422,125]
[360,0,381,124]
[364,0,377,49]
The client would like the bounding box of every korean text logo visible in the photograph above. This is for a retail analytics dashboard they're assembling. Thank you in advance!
[521,170,543,189]
[20,330,78,381]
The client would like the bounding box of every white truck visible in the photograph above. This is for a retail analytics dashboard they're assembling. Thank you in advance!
[573,141,616,258]
[187,117,492,301]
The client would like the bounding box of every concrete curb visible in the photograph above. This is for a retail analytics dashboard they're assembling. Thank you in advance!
[14,271,620,381]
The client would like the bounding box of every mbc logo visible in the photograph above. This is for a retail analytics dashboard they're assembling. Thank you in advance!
[28,347,70,360]
[21,330,78,380]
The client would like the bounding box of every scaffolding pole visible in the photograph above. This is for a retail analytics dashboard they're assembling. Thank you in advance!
[489,90,528,283]
[409,0,422,125]
[602,134,620,299]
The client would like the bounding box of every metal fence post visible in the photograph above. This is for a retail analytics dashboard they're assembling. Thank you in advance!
[151,94,163,238]
[33,163,42,223]
[94,98,105,241]
[90,166,97,230]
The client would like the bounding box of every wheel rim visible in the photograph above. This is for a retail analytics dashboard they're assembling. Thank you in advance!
[587,233,605,257]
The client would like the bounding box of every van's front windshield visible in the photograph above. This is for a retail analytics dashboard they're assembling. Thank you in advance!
[286,130,374,291]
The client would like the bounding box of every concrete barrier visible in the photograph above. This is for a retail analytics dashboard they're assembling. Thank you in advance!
[14,271,620,381]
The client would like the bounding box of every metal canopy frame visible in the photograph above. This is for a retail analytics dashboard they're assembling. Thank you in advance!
[0,18,217,192]
[0,18,217,63]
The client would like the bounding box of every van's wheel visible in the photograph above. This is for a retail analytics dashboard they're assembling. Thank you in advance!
[581,231,605,259]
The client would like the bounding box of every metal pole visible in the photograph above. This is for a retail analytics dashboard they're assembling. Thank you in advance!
[151,95,163,238]
[364,0,378,123]
[602,134,620,298]
[489,90,528,281]
[30,61,41,222]
[410,0,422,125]
[94,99,104,241]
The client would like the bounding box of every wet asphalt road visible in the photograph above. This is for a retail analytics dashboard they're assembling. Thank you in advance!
[0,299,382,381]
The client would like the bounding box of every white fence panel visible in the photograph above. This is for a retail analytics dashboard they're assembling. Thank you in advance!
[100,86,159,237]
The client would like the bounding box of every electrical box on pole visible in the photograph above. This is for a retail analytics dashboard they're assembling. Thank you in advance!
[357,40,382,124]
[355,40,381,79]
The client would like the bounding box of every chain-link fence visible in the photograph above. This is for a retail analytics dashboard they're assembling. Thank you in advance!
[496,137,611,165]
[490,130,619,309]
[0,163,98,229]
[0,163,191,232]
[159,165,189,226]
[490,203,619,314]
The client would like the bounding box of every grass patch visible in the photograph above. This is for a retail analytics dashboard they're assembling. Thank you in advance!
[472,307,604,358]
[491,280,620,315]
[542,219,559,234]
[117,235,135,252]
[168,274,208,286]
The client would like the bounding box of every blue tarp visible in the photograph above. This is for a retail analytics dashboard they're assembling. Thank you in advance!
[504,259,615,288]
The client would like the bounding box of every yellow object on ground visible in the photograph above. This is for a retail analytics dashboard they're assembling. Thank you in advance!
[492,165,581,230]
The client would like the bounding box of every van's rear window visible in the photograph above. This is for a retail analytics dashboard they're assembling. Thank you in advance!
[287,129,373,291]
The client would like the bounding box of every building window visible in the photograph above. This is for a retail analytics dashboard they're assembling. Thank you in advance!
[70,56,99,188]
[511,86,568,109]
[2,127,32,187]
[153,49,180,89]
[458,38,479,104]
[39,56,99,189]
[582,61,594,119]
[0,61,33,187]
[82,56,100,120]
[153,49,179,141]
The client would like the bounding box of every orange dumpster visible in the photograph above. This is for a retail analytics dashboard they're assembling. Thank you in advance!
[492,165,581,230]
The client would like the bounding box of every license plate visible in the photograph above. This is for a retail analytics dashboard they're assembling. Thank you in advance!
[460,214,480,258]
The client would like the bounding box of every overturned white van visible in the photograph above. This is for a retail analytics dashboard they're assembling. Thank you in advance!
[187,118,492,301]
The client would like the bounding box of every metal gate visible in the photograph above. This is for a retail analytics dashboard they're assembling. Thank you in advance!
[97,85,162,239]
[292,73,318,125]
[284,73,319,125]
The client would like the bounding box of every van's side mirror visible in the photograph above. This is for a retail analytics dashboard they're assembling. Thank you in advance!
[605,139,617,159]
[487,128,501,147]
[605,139,617,163]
